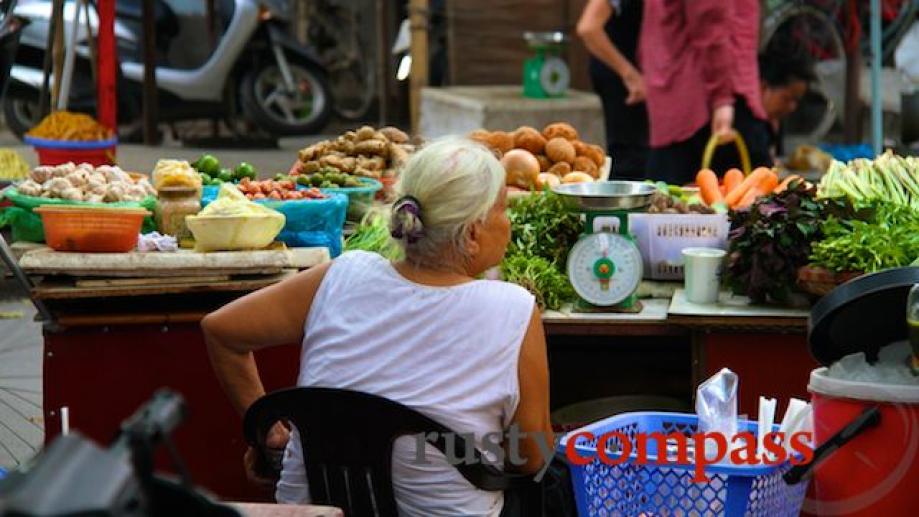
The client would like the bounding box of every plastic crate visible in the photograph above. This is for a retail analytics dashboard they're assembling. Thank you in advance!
[629,213,730,280]
[558,412,808,517]
[34,205,148,252]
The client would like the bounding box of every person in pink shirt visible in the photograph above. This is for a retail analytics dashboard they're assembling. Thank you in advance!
[640,0,772,184]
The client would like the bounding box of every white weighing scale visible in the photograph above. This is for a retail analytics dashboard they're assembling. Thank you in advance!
[553,181,656,313]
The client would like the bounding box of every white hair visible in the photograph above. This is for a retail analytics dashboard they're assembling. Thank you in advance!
[391,136,505,268]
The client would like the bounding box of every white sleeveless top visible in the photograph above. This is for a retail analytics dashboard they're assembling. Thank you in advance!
[275,251,535,516]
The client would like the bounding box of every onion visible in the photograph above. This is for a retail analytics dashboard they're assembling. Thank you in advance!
[562,172,594,184]
[501,149,540,189]
[537,172,561,190]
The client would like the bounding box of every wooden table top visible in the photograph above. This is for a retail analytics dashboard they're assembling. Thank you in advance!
[229,502,343,517]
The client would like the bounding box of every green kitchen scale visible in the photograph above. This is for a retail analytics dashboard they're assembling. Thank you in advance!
[523,31,570,99]
[553,181,656,313]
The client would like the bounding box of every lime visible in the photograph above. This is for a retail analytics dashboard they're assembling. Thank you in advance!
[296,175,311,186]
[199,173,212,183]
[218,169,235,183]
[235,162,257,180]
[310,175,323,187]
[197,155,220,176]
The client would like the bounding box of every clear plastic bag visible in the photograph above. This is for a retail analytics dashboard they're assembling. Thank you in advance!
[695,368,738,460]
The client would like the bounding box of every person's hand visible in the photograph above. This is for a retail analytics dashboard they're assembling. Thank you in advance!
[711,104,735,144]
[243,421,290,487]
[623,68,646,105]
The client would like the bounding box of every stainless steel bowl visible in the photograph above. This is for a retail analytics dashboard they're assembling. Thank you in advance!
[552,181,656,211]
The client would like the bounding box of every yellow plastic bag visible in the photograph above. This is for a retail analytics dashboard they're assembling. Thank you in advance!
[152,159,202,190]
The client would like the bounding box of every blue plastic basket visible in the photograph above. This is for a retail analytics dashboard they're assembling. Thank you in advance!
[558,412,808,517]
[23,136,118,149]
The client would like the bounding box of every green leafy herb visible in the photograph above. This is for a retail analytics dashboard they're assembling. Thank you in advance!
[344,211,404,261]
[500,253,575,310]
[810,203,919,273]
[506,191,582,268]
[725,182,842,303]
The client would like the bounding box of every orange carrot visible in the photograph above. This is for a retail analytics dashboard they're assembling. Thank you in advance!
[724,167,772,207]
[720,184,728,196]
[736,187,765,209]
[775,174,803,194]
[762,169,779,192]
[723,168,744,195]
[696,168,724,205]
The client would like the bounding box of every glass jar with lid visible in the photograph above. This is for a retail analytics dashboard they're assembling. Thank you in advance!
[155,187,200,245]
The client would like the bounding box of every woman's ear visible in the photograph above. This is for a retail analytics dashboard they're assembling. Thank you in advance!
[465,222,482,257]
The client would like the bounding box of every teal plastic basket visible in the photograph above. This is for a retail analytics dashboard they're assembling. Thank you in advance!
[558,412,808,517]
[320,177,382,221]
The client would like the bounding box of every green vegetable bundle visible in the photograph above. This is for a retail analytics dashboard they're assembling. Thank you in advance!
[725,181,827,303]
[506,191,582,267]
[810,203,919,273]
[344,211,404,261]
[818,151,919,210]
[501,191,582,310]
[500,253,575,310]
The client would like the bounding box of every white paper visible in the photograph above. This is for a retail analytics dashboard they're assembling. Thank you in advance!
[757,397,777,460]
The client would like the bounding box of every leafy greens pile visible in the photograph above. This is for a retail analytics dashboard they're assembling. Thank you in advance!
[810,203,919,273]
[725,181,830,303]
[344,211,404,261]
[502,191,582,310]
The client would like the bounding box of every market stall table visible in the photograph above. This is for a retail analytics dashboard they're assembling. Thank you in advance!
[19,245,329,502]
[22,240,820,501]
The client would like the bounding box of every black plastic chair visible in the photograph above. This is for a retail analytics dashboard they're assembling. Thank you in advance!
[243,387,538,517]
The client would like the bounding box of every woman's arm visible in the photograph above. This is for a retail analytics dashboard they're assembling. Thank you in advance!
[576,0,645,104]
[683,0,735,140]
[202,261,332,415]
[510,306,553,475]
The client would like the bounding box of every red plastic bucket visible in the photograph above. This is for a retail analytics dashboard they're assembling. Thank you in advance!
[24,136,117,166]
[808,367,919,516]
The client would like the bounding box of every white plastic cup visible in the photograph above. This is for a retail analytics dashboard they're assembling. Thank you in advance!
[682,247,726,304]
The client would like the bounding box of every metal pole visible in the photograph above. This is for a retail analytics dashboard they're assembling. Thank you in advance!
[409,0,428,135]
[870,0,882,155]
[0,234,55,325]
[51,0,65,111]
[142,0,158,144]
[58,0,83,110]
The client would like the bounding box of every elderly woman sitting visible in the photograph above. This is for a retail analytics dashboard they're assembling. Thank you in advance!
[202,137,552,516]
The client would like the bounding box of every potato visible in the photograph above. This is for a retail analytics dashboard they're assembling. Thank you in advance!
[543,122,579,141]
[468,129,492,147]
[548,161,571,176]
[545,138,576,163]
[379,126,409,144]
[573,156,599,178]
[354,139,389,157]
[536,154,552,172]
[584,144,606,168]
[487,131,515,154]
[355,126,377,141]
[513,126,547,155]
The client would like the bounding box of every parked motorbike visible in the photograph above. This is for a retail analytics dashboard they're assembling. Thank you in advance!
[4,0,334,139]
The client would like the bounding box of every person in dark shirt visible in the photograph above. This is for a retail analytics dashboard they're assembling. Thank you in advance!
[577,0,648,180]
[758,38,817,159]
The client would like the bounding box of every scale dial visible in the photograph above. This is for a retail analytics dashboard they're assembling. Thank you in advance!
[567,232,642,306]
[540,56,570,96]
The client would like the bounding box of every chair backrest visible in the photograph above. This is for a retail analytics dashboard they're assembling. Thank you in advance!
[243,387,525,517]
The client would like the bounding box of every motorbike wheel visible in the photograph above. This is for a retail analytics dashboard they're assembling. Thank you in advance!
[240,56,333,136]
[2,89,40,139]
